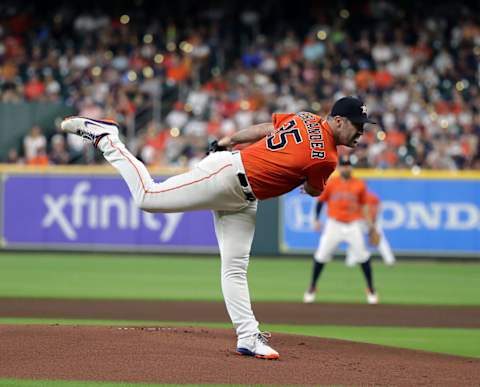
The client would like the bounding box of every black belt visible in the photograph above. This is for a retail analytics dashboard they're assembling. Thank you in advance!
[237,173,256,201]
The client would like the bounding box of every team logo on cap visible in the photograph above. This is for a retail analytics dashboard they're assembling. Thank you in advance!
[361,105,368,114]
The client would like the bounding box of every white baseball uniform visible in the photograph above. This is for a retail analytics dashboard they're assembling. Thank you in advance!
[345,191,396,266]
[313,175,371,265]
[315,218,371,264]
[93,109,340,342]
[345,220,396,266]
[375,223,396,265]
[62,101,373,358]
[98,136,259,338]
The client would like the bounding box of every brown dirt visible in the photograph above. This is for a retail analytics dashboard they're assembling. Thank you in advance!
[1,298,479,328]
[1,324,479,387]
[2,298,480,386]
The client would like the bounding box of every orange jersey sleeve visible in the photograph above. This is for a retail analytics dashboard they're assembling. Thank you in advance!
[358,180,367,206]
[320,176,367,222]
[318,176,332,202]
[272,113,295,128]
[240,112,338,200]
[304,160,337,193]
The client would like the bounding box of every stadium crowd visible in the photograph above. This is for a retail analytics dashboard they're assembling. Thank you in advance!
[1,0,479,170]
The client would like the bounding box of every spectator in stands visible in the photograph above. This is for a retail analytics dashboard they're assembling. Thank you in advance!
[26,146,49,165]
[0,0,479,170]
[23,126,46,163]
[24,74,45,101]
[6,148,22,164]
[49,134,70,165]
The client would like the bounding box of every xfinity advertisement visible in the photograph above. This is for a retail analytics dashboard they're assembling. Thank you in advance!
[2,175,218,252]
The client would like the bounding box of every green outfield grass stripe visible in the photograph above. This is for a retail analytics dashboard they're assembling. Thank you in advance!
[0,318,230,328]
[1,318,479,359]
[0,381,164,387]
[0,254,479,305]
[260,324,480,359]
[0,384,338,387]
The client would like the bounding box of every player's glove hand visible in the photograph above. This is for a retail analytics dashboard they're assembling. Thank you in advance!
[206,140,228,155]
[368,228,381,246]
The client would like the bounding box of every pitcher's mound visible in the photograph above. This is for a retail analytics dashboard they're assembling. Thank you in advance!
[1,325,479,386]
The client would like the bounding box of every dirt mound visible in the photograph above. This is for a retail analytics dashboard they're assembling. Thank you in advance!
[1,325,479,386]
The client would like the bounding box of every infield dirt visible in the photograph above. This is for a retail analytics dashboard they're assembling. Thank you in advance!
[1,324,480,386]
[1,299,480,386]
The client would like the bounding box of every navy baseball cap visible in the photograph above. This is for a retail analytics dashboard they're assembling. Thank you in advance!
[331,97,376,125]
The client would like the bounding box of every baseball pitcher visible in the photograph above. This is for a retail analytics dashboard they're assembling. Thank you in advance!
[61,96,374,359]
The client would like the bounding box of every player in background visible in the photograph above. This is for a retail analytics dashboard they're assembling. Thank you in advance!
[303,156,379,305]
[61,96,375,359]
[346,190,396,266]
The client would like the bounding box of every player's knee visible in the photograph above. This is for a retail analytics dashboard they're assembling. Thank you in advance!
[133,192,153,212]
[136,200,152,212]
[222,267,247,280]
[221,256,249,278]
[138,203,155,213]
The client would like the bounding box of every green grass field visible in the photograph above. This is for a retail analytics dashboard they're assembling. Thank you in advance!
[0,382,256,387]
[1,252,479,387]
[1,253,479,304]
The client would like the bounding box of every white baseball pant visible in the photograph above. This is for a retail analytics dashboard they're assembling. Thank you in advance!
[346,221,396,266]
[98,136,260,339]
[376,224,396,265]
[314,218,370,264]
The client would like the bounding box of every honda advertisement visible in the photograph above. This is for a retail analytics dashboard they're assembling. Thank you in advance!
[1,175,218,252]
[280,178,480,257]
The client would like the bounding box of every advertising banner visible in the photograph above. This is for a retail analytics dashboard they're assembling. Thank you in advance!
[280,178,480,257]
[2,175,218,252]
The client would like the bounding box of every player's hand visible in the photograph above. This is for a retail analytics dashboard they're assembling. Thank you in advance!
[217,136,233,150]
[303,181,321,197]
[313,220,322,231]
[206,139,228,155]
[368,227,381,246]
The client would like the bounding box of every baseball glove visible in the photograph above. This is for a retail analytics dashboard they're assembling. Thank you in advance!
[368,228,381,246]
[206,140,227,155]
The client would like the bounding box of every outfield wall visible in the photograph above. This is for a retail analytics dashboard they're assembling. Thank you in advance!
[0,165,478,258]
[0,166,218,253]
[280,170,480,258]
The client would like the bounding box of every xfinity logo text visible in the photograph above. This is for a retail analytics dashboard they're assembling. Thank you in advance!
[42,182,182,240]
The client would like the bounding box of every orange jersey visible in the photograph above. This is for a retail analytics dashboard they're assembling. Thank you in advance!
[319,176,367,223]
[240,112,338,200]
[365,191,380,221]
